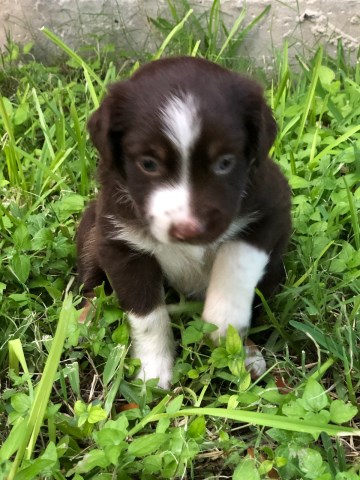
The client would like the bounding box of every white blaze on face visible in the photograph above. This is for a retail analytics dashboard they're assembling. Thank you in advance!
[147,94,201,243]
[161,93,201,165]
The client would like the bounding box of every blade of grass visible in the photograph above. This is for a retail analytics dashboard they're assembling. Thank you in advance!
[104,345,128,415]
[217,5,271,61]
[215,7,246,61]
[255,288,291,343]
[321,433,338,477]
[41,27,103,106]
[146,407,360,438]
[32,88,55,160]
[207,0,221,57]
[8,339,34,400]
[0,95,26,189]
[290,321,346,362]
[152,9,193,60]
[343,176,360,250]
[6,292,74,479]
[191,39,201,57]
[295,47,323,151]
[311,124,360,165]
[293,240,334,288]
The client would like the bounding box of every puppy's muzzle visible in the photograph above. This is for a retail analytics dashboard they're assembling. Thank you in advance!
[169,219,205,241]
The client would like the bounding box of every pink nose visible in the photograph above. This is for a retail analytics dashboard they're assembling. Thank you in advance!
[169,220,204,241]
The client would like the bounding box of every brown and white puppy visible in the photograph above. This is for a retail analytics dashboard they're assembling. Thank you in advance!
[77,57,291,388]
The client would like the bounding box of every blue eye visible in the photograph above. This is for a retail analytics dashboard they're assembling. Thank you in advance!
[212,154,236,175]
[137,157,160,175]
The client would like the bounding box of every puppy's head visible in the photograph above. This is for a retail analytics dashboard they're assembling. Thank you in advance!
[88,57,276,244]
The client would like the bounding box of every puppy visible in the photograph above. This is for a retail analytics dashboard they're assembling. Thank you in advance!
[77,57,291,389]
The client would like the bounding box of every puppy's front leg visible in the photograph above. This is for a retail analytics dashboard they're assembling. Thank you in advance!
[127,306,174,389]
[99,241,174,389]
[203,241,269,376]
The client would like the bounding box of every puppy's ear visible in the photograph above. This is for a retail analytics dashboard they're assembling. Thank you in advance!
[243,83,277,166]
[88,102,112,164]
[87,84,128,170]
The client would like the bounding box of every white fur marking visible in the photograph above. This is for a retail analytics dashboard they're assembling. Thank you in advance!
[107,215,257,298]
[160,94,201,166]
[128,305,175,389]
[203,241,269,341]
[147,184,194,243]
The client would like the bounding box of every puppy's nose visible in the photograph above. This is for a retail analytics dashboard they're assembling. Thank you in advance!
[169,220,204,241]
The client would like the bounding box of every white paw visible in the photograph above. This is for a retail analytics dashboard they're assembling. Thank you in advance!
[128,306,175,389]
[204,301,251,345]
[136,351,173,389]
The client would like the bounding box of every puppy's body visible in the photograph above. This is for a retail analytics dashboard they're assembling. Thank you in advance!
[77,57,291,388]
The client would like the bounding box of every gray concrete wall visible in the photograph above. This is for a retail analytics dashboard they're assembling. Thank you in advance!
[0,1,359,66]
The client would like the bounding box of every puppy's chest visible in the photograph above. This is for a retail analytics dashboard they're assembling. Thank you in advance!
[108,217,216,296]
[154,243,216,297]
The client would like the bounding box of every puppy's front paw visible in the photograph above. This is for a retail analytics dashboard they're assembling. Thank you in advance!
[136,351,173,389]
[203,299,251,345]
[128,306,175,389]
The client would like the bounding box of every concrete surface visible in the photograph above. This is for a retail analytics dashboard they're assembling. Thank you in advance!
[0,1,359,66]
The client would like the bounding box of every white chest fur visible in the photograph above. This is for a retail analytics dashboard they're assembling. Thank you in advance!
[153,242,215,296]
[107,215,254,297]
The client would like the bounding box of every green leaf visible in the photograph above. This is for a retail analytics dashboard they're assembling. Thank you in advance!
[282,399,306,418]
[330,400,358,425]
[13,103,30,125]
[31,228,53,250]
[95,428,126,448]
[188,416,205,440]
[182,325,203,345]
[13,224,31,250]
[166,395,183,414]
[103,345,126,386]
[228,356,247,378]
[73,449,109,473]
[258,460,275,476]
[111,322,129,344]
[289,175,310,189]
[302,379,329,412]
[0,96,13,117]
[53,194,84,221]
[74,400,87,416]
[14,458,55,480]
[298,448,324,478]
[0,418,26,462]
[13,442,58,480]
[104,444,125,465]
[87,404,107,424]
[11,393,31,414]
[23,41,34,54]
[128,433,168,457]
[143,454,162,474]
[304,410,330,426]
[226,324,242,355]
[233,456,260,480]
[318,65,335,88]
[210,347,229,368]
[11,253,30,284]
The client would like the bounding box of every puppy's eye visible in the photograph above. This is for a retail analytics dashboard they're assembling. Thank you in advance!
[137,157,160,175]
[212,155,236,175]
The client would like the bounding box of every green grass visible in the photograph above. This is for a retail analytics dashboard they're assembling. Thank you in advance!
[1,2,360,479]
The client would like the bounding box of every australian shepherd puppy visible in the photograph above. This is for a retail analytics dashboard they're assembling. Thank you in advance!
[76,57,291,389]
